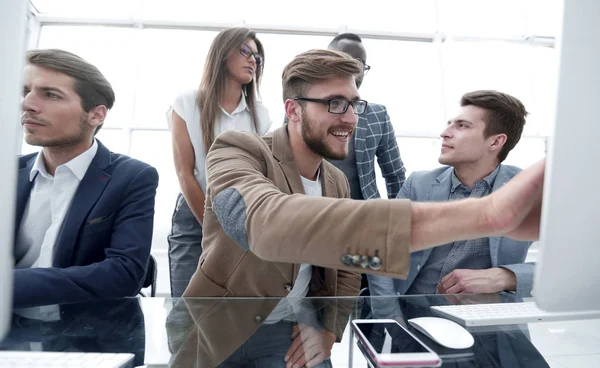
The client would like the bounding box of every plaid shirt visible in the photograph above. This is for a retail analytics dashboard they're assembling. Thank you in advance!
[354,103,406,199]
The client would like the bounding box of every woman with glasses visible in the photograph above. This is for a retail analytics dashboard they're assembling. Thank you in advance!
[167,27,271,297]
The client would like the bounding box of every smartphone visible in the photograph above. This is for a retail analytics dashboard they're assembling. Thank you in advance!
[352,319,441,367]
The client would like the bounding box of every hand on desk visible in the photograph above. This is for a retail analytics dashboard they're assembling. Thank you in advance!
[285,323,335,368]
[437,268,517,294]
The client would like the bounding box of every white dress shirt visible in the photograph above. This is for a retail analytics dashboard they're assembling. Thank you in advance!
[14,139,98,320]
[167,89,272,193]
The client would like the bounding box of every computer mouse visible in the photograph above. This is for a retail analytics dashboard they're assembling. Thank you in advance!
[408,317,474,349]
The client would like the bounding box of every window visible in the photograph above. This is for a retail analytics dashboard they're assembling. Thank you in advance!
[258,33,333,129]
[37,26,137,129]
[95,128,127,155]
[360,39,443,135]
[29,23,557,248]
[441,40,553,136]
[133,29,217,129]
[129,130,179,250]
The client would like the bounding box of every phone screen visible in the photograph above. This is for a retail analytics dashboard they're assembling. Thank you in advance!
[356,322,429,354]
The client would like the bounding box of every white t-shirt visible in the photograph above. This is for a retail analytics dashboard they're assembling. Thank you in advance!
[168,89,272,193]
[265,171,322,324]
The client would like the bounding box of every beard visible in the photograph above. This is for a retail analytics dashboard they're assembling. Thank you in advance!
[301,110,348,160]
[25,113,89,148]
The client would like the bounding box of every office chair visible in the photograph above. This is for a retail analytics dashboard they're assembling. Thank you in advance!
[140,254,157,297]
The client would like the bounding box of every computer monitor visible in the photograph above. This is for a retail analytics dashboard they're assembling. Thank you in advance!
[534,0,600,312]
[0,0,28,340]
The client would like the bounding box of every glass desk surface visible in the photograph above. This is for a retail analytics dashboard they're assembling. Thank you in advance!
[2,294,599,367]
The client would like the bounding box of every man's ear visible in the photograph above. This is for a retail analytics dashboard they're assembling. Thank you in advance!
[489,133,508,154]
[284,99,301,124]
[87,105,108,130]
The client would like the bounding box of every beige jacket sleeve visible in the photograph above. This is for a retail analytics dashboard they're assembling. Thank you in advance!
[206,130,412,279]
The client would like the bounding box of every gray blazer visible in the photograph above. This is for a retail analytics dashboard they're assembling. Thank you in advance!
[368,165,534,317]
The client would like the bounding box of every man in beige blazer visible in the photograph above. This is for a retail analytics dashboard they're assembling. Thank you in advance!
[173,49,544,367]
[171,49,366,368]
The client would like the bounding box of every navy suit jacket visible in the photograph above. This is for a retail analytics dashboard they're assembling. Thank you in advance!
[13,140,159,309]
[368,165,534,318]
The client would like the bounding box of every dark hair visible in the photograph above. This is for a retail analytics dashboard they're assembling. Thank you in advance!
[26,49,115,135]
[282,49,362,102]
[460,90,528,162]
[329,33,363,48]
[197,27,264,153]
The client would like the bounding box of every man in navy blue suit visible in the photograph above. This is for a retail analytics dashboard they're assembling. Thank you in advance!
[13,49,158,311]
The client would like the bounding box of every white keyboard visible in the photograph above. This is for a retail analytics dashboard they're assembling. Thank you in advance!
[0,351,134,368]
[431,302,600,327]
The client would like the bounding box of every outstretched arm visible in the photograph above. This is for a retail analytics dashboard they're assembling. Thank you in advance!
[410,159,545,251]
[207,130,545,278]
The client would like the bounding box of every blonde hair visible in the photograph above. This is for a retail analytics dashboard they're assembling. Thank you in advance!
[282,49,362,101]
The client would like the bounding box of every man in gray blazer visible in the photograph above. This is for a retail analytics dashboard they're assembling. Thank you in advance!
[368,90,534,318]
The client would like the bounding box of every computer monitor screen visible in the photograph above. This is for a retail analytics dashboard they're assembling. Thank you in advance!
[0,0,28,340]
[534,0,600,312]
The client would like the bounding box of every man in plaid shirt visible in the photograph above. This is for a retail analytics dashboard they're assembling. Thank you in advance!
[328,33,406,296]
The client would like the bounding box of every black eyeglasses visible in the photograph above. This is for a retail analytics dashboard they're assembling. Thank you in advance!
[356,58,371,75]
[239,44,263,68]
[294,97,368,115]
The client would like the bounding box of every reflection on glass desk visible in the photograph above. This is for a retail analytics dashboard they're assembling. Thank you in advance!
[1,295,600,367]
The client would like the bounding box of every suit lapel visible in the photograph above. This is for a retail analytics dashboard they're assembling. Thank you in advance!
[283,158,302,281]
[407,168,453,283]
[401,249,434,293]
[277,161,305,195]
[418,248,434,267]
[320,162,338,198]
[14,157,36,263]
[430,167,453,202]
[52,142,112,267]
[272,126,305,195]
[316,161,339,292]
[271,127,305,281]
